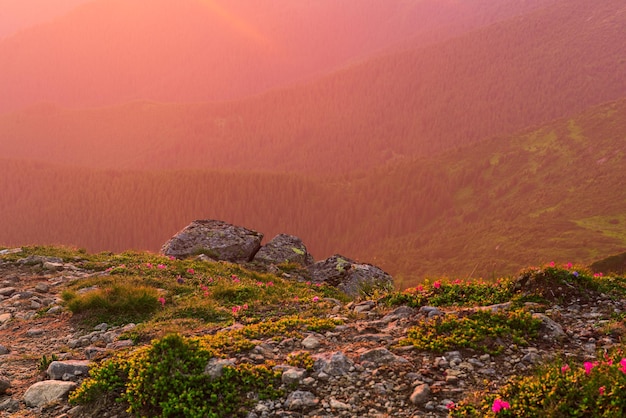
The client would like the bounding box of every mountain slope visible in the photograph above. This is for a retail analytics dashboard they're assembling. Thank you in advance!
[1,0,624,174]
[0,0,560,113]
[1,97,625,287]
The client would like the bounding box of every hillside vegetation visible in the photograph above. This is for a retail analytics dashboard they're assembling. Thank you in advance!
[1,0,624,173]
[2,98,625,288]
[2,246,626,417]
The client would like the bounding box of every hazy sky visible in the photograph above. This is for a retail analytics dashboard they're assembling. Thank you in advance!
[0,0,92,38]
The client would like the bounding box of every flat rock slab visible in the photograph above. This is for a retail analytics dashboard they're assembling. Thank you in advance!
[161,220,263,262]
[23,380,77,407]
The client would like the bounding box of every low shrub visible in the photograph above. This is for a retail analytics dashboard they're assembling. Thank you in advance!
[452,347,626,417]
[401,309,541,355]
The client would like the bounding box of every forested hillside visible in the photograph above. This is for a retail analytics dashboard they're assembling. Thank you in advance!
[1,0,624,174]
[2,98,625,287]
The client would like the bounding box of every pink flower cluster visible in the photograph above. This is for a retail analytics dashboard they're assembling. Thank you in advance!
[232,304,249,315]
[158,297,166,307]
[492,398,510,413]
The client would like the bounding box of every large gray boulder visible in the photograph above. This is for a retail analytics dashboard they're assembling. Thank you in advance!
[161,220,263,262]
[253,234,314,266]
[308,255,393,297]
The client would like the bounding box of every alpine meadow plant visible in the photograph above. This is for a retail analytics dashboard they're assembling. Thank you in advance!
[71,334,283,418]
[402,309,541,355]
[451,347,626,417]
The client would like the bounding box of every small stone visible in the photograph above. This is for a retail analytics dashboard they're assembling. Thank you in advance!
[26,328,44,337]
[106,339,133,350]
[0,344,9,355]
[47,306,63,314]
[0,377,10,393]
[285,390,319,410]
[330,399,351,410]
[0,287,16,297]
[43,261,64,271]
[35,283,50,293]
[204,358,235,380]
[410,384,431,405]
[94,323,109,331]
[301,335,321,349]
[282,368,306,385]
[0,398,19,412]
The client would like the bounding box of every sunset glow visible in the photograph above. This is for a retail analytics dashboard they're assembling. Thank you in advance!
[0,0,625,287]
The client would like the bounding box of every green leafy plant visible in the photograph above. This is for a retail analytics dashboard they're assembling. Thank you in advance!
[38,354,59,372]
[401,309,541,355]
[286,351,315,371]
[71,334,282,418]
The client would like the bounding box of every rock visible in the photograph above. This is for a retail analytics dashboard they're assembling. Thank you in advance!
[330,399,351,410]
[0,287,16,297]
[43,261,64,271]
[23,381,77,407]
[0,377,10,393]
[381,306,416,323]
[282,368,306,385]
[533,313,567,340]
[253,234,314,266]
[0,313,10,324]
[354,301,376,313]
[307,255,393,297]
[284,390,319,410]
[0,344,9,355]
[26,328,44,337]
[0,398,19,412]
[301,335,321,349]
[47,360,90,381]
[161,220,263,262]
[204,358,236,380]
[358,348,408,366]
[18,255,62,266]
[410,383,431,405]
[314,351,354,376]
[47,306,63,315]
[84,347,107,360]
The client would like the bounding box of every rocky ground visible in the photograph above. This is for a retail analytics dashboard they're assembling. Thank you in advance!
[0,253,624,417]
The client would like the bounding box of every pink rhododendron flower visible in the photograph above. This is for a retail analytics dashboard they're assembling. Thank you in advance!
[146,263,153,268]
[594,272,604,278]
[187,268,195,274]
[549,261,555,267]
[416,284,424,292]
[565,262,573,269]
[446,402,455,410]
[157,264,166,269]
[312,296,320,302]
[561,364,570,373]
[584,361,598,375]
[453,279,462,285]
[433,281,441,289]
[619,358,626,373]
[168,256,175,261]
[599,386,606,395]
[267,281,274,287]
[158,297,166,307]
[492,399,510,413]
